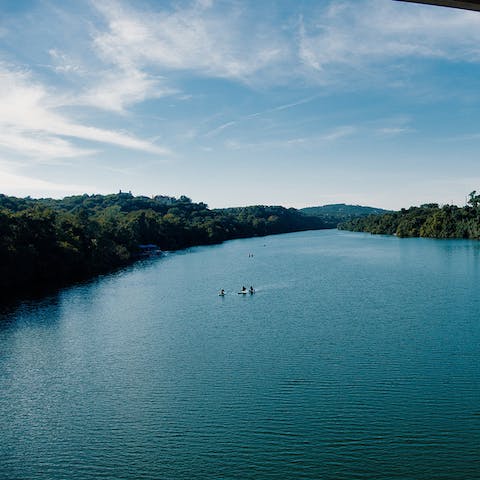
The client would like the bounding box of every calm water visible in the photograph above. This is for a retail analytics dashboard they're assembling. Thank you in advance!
[1,229,480,479]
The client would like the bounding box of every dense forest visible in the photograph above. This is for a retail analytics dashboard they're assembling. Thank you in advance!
[339,191,480,239]
[300,204,389,223]
[0,192,329,299]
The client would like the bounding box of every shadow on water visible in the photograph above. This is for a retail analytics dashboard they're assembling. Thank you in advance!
[3,232,480,324]
[0,256,166,328]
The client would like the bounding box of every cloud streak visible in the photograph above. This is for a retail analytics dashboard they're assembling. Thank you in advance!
[224,124,357,151]
[203,96,319,138]
[0,65,169,159]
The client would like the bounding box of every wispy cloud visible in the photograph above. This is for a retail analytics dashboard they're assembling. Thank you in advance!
[79,0,480,106]
[0,129,97,159]
[204,121,237,138]
[321,125,356,141]
[30,0,480,126]
[376,127,412,136]
[73,67,175,113]
[0,65,170,160]
[48,48,83,74]
[90,0,288,83]
[366,115,414,137]
[245,96,318,119]
[224,124,356,150]
[298,0,480,83]
[0,164,98,197]
[203,96,318,138]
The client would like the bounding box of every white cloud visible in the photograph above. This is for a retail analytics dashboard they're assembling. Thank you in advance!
[0,65,170,159]
[80,0,480,100]
[48,48,82,74]
[76,67,175,113]
[91,0,288,83]
[2,0,480,191]
[33,0,480,124]
[0,128,97,159]
[0,167,97,198]
[298,0,480,81]
[6,0,480,129]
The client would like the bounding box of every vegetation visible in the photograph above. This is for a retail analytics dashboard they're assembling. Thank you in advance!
[0,192,329,299]
[339,191,480,239]
[300,204,389,225]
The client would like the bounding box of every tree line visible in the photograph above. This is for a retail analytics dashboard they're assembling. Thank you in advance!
[339,191,480,239]
[0,192,328,299]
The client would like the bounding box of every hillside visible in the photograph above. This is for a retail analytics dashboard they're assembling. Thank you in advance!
[300,203,389,224]
[339,192,480,239]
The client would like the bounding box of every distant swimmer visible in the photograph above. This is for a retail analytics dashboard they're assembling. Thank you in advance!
[219,289,225,296]
[249,286,255,294]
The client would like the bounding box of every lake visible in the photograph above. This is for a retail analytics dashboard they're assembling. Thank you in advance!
[1,229,480,479]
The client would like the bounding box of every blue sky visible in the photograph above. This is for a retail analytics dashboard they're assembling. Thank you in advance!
[1,0,480,209]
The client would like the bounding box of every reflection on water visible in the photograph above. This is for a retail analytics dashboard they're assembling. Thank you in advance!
[1,230,480,480]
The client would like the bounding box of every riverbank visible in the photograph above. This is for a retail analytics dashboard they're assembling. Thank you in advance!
[0,192,331,304]
[339,196,480,239]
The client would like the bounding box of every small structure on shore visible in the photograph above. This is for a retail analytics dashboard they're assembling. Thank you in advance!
[137,244,163,257]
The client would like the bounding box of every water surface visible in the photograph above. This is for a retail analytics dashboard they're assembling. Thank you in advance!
[1,230,480,479]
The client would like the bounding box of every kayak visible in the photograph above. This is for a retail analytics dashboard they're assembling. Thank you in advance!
[238,291,248,294]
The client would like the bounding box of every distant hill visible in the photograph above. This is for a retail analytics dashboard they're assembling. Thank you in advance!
[300,204,390,225]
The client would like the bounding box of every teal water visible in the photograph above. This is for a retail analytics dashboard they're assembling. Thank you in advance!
[1,229,480,479]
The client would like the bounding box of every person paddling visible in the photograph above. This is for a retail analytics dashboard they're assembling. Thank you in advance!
[219,289,225,296]
[249,286,255,294]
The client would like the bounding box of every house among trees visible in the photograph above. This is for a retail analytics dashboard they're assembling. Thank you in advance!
[137,244,163,256]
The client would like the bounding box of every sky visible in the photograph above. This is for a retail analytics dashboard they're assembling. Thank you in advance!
[1,0,480,209]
